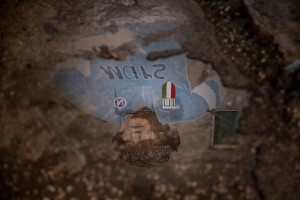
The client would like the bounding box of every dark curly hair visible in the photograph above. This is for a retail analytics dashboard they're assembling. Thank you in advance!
[112,106,180,168]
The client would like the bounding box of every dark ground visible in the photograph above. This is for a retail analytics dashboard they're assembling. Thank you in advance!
[0,0,300,199]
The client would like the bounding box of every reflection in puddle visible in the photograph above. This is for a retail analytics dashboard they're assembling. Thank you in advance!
[53,22,249,168]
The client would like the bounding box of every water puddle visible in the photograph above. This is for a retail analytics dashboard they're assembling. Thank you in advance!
[53,22,250,168]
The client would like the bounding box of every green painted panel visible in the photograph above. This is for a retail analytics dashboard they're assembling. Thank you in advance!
[214,111,239,145]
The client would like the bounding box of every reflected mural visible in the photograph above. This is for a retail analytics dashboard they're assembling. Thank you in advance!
[53,23,233,167]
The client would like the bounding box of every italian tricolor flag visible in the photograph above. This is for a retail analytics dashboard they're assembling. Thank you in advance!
[162,81,176,99]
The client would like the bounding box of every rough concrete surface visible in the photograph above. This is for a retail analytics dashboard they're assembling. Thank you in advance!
[0,0,299,200]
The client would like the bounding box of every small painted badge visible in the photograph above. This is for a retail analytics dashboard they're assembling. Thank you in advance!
[162,81,180,109]
[114,97,127,108]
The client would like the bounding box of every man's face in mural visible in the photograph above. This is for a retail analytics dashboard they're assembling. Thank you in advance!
[122,117,157,143]
[113,106,180,168]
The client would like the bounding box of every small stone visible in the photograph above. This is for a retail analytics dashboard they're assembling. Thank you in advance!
[195,188,207,195]
[184,194,197,200]
[117,0,136,6]
[90,196,97,200]
[224,6,231,12]
[153,174,160,181]
[118,190,123,196]
[236,48,242,52]
[111,187,118,194]
[210,193,217,200]
[160,184,167,193]
[47,185,56,193]
[75,177,81,183]
[205,164,213,171]
[218,175,224,182]
[250,148,256,154]
[190,181,197,187]
[226,101,233,106]
[66,185,73,192]
[76,16,83,25]
[99,181,104,187]
[259,72,266,79]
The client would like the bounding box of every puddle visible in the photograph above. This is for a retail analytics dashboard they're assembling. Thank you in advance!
[53,22,250,168]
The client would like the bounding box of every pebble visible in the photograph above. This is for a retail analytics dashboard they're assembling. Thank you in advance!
[195,188,207,195]
[66,185,73,192]
[259,72,266,79]
[153,174,160,181]
[250,148,256,154]
[161,184,167,193]
[90,196,97,200]
[224,6,231,12]
[218,175,224,182]
[210,193,217,200]
[118,190,123,196]
[117,0,136,6]
[190,181,197,187]
[184,194,197,200]
[226,101,233,106]
[111,187,118,194]
[205,163,213,171]
[47,185,56,193]
[9,90,15,96]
